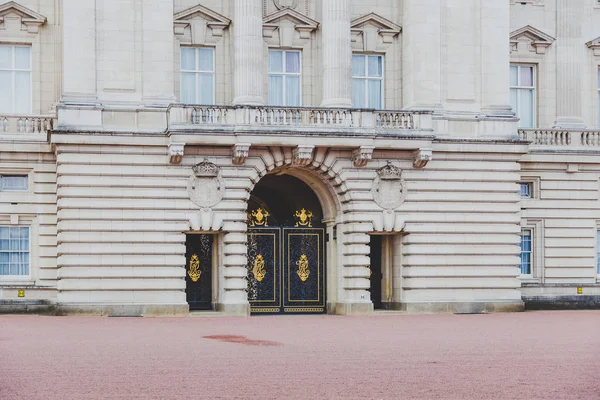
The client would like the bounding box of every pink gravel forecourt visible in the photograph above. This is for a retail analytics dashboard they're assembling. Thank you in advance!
[1,311,599,400]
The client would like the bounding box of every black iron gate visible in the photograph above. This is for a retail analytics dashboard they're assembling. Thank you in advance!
[247,226,325,314]
[185,234,213,310]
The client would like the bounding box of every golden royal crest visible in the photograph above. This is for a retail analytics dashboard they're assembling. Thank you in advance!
[296,254,310,282]
[249,208,270,227]
[188,254,201,282]
[252,254,267,282]
[294,208,313,227]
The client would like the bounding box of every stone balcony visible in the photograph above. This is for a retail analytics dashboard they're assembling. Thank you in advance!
[0,115,55,137]
[168,104,434,135]
[518,129,600,151]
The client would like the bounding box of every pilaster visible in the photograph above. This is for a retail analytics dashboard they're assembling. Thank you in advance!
[320,0,352,108]
[232,0,264,105]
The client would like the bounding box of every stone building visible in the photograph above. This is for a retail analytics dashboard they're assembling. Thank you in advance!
[0,0,599,316]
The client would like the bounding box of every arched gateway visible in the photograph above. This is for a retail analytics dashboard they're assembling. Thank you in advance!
[246,174,326,314]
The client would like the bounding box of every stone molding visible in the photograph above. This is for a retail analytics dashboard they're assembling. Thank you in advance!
[168,143,184,165]
[510,25,555,54]
[188,208,224,232]
[232,143,251,165]
[351,146,374,168]
[350,13,401,51]
[586,36,600,56]
[262,7,319,42]
[173,4,231,44]
[0,1,47,34]
[371,162,406,210]
[412,148,432,169]
[292,144,315,166]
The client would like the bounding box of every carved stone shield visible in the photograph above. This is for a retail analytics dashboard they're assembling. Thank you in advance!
[187,161,225,208]
[371,163,407,210]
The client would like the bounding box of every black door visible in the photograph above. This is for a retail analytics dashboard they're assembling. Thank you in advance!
[185,234,213,310]
[369,235,383,309]
[247,226,325,314]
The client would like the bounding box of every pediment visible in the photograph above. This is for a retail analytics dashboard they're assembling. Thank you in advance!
[351,13,401,34]
[263,7,319,31]
[173,4,231,38]
[586,36,600,56]
[510,25,555,54]
[0,1,47,33]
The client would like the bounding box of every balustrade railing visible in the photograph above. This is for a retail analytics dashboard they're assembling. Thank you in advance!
[170,105,432,131]
[519,129,600,149]
[1,115,55,135]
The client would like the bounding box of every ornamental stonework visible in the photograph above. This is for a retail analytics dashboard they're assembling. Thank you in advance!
[187,160,225,208]
[371,162,406,210]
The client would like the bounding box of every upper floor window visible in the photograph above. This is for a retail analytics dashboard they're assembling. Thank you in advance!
[180,47,214,105]
[0,175,28,191]
[510,64,535,128]
[597,68,600,128]
[519,182,532,198]
[268,50,301,107]
[352,55,383,109]
[0,45,31,115]
[0,226,30,277]
[519,228,532,276]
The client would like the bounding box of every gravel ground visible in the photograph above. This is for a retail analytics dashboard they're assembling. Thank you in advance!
[1,311,599,400]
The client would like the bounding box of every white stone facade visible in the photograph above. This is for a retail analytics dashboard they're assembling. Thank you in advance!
[1,0,599,315]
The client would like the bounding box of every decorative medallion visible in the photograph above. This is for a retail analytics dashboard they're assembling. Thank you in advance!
[249,208,270,227]
[294,208,313,227]
[188,254,201,282]
[273,0,299,10]
[252,254,267,282]
[187,160,225,208]
[296,254,310,282]
[371,162,407,210]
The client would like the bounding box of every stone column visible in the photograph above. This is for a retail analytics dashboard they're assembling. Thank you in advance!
[62,0,96,102]
[232,0,264,105]
[480,0,512,117]
[401,0,441,110]
[320,0,352,108]
[219,225,251,316]
[554,0,585,128]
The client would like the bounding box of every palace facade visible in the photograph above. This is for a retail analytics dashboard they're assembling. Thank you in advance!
[1,0,599,316]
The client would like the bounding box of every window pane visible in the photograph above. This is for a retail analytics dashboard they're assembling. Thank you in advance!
[269,51,283,73]
[368,56,382,77]
[352,78,365,108]
[198,48,213,71]
[285,52,301,74]
[352,55,365,77]
[510,88,517,115]
[180,48,196,71]
[268,75,283,106]
[197,73,214,105]
[510,65,518,86]
[2,175,28,191]
[367,79,382,109]
[520,66,533,87]
[14,47,30,70]
[597,231,600,274]
[14,71,31,114]
[180,72,196,104]
[0,46,11,69]
[0,70,13,113]
[285,76,301,106]
[520,183,531,198]
[520,254,530,275]
[518,89,534,128]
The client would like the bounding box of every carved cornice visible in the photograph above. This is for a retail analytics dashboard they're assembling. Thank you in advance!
[413,148,432,169]
[0,1,47,33]
[586,36,600,56]
[510,25,555,54]
[173,4,231,39]
[351,146,374,168]
[169,143,184,165]
[263,7,319,39]
[292,145,314,166]
[232,143,251,165]
[351,13,401,44]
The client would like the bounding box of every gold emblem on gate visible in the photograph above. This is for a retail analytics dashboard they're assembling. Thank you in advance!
[294,208,313,227]
[188,254,201,282]
[296,254,310,282]
[249,208,270,227]
[253,254,267,282]
[366,265,371,280]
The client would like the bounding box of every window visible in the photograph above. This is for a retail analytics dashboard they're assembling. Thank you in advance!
[268,50,301,106]
[519,229,532,275]
[180,47,215,105]
[519,182,532,198]
[597,68,600,128]
[0,226,30,276]
[597,229,600,276]
[510,64,535,128]
[352,55,383,109]
[0,175,28,191]
[0,45,32,114]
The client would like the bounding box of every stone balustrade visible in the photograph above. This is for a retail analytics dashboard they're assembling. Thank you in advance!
[1,115,55,135]
[518,129,600,150]
[169,104,433,133]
